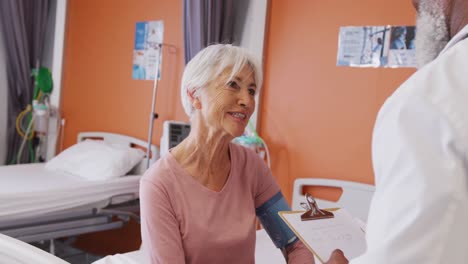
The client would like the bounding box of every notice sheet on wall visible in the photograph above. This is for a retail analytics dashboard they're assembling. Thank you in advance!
[132,21,164,80]
[336,26,416,68]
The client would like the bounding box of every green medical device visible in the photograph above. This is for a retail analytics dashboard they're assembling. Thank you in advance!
[31,67,53,98]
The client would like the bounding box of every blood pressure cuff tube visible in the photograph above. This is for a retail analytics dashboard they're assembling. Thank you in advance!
[256,191,298,248]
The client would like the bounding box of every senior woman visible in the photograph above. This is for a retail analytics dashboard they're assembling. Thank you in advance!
[140,44,314,263]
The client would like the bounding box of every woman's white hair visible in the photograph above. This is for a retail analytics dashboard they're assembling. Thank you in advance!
[181,44,263,117]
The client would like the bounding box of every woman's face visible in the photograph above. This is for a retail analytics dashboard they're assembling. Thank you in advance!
[196,65,257,138]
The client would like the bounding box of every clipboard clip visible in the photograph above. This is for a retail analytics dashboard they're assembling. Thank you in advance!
[300,193,334,221]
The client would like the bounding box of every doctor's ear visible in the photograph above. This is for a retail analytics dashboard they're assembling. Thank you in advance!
[187,89,202,110]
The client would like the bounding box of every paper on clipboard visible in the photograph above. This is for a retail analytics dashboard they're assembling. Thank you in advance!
[279,209,366,263]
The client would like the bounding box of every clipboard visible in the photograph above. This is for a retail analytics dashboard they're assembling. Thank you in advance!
[279,194,366,263]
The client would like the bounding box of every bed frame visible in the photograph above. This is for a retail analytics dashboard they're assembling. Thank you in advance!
[292,178,375,221]
[0,132,159,254]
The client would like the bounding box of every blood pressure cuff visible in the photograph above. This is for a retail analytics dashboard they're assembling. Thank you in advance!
[256,191,298,249]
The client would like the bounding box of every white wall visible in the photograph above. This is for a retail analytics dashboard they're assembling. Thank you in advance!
[42,0,56,70]
[42,0,57,160]
[232,0,269,130]
[45,0,67,160]
[0,25,8,165]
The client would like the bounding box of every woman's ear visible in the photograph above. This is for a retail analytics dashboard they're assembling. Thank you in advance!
[188,89,202,110]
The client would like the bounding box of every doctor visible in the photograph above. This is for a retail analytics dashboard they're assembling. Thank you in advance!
[326,0,468,263]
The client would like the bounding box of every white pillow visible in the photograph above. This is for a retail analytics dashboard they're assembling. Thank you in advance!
[45,139,145,180]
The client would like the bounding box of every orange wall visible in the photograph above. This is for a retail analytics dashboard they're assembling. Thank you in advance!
[61,0,186,152]
[260,0,417,203]
[61,0,418,253]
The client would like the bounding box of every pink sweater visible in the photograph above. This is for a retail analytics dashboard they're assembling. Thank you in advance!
[140,143,313,263]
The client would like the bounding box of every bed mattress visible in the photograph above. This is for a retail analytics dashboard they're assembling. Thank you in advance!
[0,164,141,223]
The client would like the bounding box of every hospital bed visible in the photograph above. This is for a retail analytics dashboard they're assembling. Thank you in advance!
[93,178,375,264]
[0,132,159,253]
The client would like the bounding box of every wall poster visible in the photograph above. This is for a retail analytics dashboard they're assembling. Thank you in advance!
[132,21,164,80]
[337,26,416,68]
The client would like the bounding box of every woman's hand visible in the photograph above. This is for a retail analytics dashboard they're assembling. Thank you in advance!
[324,249,348,264]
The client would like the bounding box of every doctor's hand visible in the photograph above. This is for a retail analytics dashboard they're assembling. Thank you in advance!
[324,249,349,264]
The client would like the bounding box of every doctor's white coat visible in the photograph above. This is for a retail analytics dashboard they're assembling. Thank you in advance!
[352,26,468,264]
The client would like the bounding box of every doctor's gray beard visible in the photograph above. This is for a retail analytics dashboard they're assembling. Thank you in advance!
[415,0,449,69]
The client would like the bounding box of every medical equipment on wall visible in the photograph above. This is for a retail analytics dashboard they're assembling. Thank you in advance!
[14,67,53,164]
[160,120,191,157]
[233,121,271,168]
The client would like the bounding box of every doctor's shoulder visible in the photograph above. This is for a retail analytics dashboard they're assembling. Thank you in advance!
[377,42,466,122]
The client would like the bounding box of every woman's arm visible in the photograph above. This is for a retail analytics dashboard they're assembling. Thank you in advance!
[256,191,315,263]
[140,179,185,264]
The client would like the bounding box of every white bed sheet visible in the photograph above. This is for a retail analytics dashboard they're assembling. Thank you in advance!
[93,250,147,264]
[0,234,68,264]
[0,164,141,223]
[92,230,292,264]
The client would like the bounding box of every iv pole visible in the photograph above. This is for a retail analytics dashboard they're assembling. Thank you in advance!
[146,43,162,169]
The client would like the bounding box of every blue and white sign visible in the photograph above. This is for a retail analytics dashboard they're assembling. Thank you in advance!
[132,21,164,80]
[337,25,416,68]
